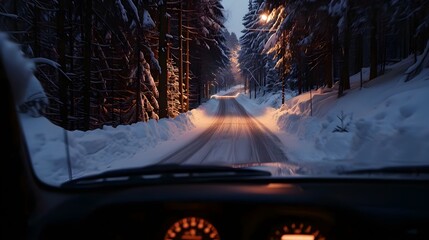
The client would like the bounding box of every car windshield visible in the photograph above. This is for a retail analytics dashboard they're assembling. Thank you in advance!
[1,0,429,186]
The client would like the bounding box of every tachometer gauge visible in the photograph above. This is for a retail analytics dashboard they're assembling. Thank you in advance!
[164,217,220,240]
[269,222,326,240]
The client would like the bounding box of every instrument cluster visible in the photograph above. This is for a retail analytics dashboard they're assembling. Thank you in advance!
[162,215,331,240]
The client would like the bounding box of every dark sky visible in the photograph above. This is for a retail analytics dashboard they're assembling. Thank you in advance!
[223,0,248,38]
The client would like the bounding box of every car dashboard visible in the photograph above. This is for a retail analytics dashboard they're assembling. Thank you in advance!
[31,178,429,240]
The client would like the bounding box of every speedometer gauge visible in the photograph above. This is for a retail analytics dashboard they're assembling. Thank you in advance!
[164,217,220,240]
[269,222,326,240]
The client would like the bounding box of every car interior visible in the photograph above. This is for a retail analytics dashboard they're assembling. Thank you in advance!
[2,2,429,239]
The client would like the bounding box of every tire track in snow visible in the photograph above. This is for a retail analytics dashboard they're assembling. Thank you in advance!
[157,97,288,165]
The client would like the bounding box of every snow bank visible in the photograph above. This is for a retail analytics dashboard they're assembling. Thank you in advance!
[20,99,219,185]
[405,40,429,81]
[270,57,429,170]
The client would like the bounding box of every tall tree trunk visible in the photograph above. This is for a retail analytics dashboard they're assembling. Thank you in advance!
[57,0,68,128]
[253,73,256,98]
[83,0,92,130]
[379,15,386,74]
[184,0,191,111]
[261,69,265,96]
[341,7,351,91]
[325,34,333,88]
[68,0,75,129]
[281,34,286,103]
[185,28,190,111]
[249,76,252,99]
[136,29,142,123]
[13,0,19,42]
[178,2,184,112]
[281,71,285,104]
[158,1,168,118]
[33,5,40,57]
[356,34,363,89]
[244,77,247,95]
[369,6,378,80]
[412,14,417,63]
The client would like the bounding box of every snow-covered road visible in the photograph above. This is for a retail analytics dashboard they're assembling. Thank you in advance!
[158,96,287,165]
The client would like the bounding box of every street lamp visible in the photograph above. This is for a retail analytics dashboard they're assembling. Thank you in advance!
[260,13,268,22]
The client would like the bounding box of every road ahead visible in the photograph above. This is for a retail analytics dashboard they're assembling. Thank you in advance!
[158,95,287,165]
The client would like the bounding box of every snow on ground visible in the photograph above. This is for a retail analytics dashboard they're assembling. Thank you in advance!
[20,99,219,185]
[242,56,429,172]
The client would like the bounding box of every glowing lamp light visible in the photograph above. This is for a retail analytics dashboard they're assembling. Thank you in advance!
[260,13,268,22]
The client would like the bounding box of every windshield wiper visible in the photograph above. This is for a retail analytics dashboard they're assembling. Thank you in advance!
[61,164,271,188]
[338,165,429,176]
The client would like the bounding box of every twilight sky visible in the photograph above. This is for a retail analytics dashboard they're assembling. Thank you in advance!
[222,0,249,38]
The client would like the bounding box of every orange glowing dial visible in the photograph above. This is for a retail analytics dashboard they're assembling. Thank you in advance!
[269,222,326,240]
[164,217,220,240]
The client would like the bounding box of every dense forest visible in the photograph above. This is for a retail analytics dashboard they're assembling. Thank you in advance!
[239,0,429,101]
[2,0,428,131]
[0,0,231,130]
